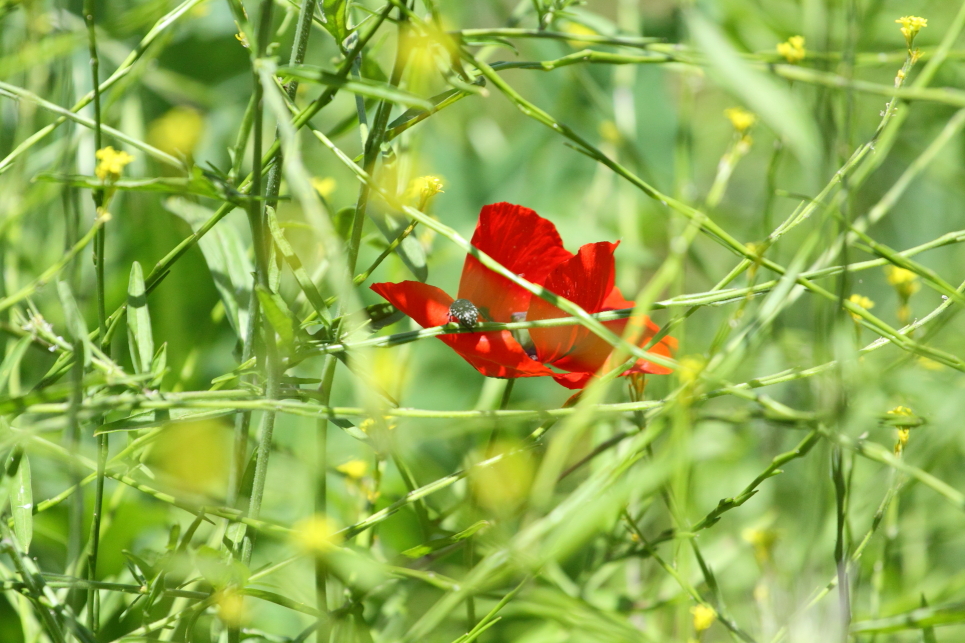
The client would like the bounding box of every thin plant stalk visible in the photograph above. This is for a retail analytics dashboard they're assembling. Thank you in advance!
[82,0,107,630]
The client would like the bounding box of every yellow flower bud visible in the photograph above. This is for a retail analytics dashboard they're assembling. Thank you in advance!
[724,107,756,134]
[895,427,910,454]
[776,35,806,63]
[691,604,716,632]
[336,459,368,480]
[217,590,248,627]
[311,176,337,198]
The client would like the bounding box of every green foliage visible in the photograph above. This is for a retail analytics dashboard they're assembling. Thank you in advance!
[3,0,965,642]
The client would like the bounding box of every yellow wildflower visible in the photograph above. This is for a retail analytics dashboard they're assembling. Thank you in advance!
[888,406,915,454]
[777,35,806,63]
[885,265,920,297]
[848,294,874,321]
[918,356,943,371]
[562,21,597,47]
[311,177,337,198]
[724,107,756,134]
[358,417,396,433]
[148,106,204,157]
[563,21,597,38]
[217,590,248,627]
[887,405,916,427]
[691,604,716,632]
[94,146,134,181]
[291,514,341,555]
[743,526,779,564]
[408,175,444,202]
[678,355,705,386]
[886,265,919,323]
[896,16,927,47]
[336,459,368,480]
[895,427,910,454]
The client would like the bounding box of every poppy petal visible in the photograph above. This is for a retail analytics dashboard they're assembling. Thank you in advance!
[528,241,619,366]
[602,285,635,311]
[552,371,593,390]
[527,243,676,380]
[371,281,452,328]
[601,285,676,373]
[458,202,573,322]
[370,281,554,379]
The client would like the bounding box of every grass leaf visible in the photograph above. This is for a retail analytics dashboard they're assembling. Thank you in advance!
[255,284,296,354]
[56,281,90,367]
[10,452,32,551]
[165,198,252,339]
[127,261,154,375]
[321,0,350,49]
[267,208,331,326]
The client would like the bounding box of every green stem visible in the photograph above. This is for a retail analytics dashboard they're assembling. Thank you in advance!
[83,6,106,626]
[229,0,318,516]
[315,354,337,639]
[347,4,410,276]
[66,335,84,606]
[832,444,851,639]
[228,94,256,183]
[86,434,107,630]
[239,0,280,568]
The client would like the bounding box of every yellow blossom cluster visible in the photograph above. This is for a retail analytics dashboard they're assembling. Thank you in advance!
[677,355,706,386]
[896,16,927,48]
[887,405,915,454]
[94,146,133,181]
[409,175,444,203]
[848,294,874,321]
[291,514,341,555]
[777,35,806,63]
[743,526,779,564]
[358,417,397,433]
[885,265,918,287]
[885,265,919,323]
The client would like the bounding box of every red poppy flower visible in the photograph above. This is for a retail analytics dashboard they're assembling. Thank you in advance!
[371,202,676,387]
[527,241,677,389]
[370,202,571,379]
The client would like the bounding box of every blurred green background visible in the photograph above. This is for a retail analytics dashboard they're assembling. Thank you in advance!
[3,0,965,641]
